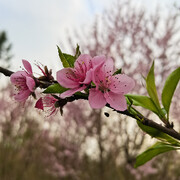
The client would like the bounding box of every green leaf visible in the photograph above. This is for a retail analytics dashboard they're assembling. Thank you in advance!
[161,108,167,116]
[137,120,180,146]
[113,68,122,75]
[63,53,75,67]
[57,46,70,68]
[137,120,162,138]
[74,92,88,98]
[43,83,68,93]
[74,44,81,59]
[146,61,161,109]
[161,67,180,118]
[126,94,159,115]
[135,142,178,167]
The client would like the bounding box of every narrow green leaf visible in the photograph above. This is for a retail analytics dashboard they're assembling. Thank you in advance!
[74,92,88,98]
[146,61,161,109]
[161,67,180,118]
[113,68,122,75]
[137,120,161,138]
[135,142,178,168]
[126,94,159,115]
[63,53,75,67]
[57,46,70,68]
[137,120,180,146]
[74,44,81,59]
[43,83,68,93]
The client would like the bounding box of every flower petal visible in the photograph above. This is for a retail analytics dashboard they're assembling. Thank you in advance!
[92,55,106,67]
[36,63,47,76]
[104,91,127,111]
[91,60,106,87]
[74,54,92,72]
[35,98,44,110]
[22,59,33,74]
[14,89,31,102]
[88,89,106,109]
[81,69,92,84]
[26,76,35,91]
[60,86,86,98]
[10,71,27,85]
[109,74,135,94]
[91,56,114,87]
[56,68,80,88]
[102,57,114,77]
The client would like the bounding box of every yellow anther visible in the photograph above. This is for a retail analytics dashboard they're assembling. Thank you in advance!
[105,77,111,84]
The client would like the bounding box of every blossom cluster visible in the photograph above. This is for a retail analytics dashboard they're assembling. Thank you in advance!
[10,54,135,116]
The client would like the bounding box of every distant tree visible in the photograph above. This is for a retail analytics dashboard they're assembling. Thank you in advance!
[0,30,13,67]
[0,1,180,180]
[0,85,82,180]
[68,0,180,121]
[66,0,180,179]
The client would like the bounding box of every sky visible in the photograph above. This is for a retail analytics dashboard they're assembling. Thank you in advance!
[0,0,179,73]
[0,0,110,72]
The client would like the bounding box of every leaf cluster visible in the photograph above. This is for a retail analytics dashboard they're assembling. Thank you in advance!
[43,46,180,168]
[126,62,180,167]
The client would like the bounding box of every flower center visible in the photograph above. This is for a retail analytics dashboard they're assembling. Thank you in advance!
[98,76,111,92]
[15,77,28,91]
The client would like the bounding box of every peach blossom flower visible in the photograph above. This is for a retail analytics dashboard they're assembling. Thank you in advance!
[89,57,135,111]
[10,60,35,102]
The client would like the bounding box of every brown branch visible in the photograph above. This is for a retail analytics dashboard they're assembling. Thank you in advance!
[72,94,180,141]
[0,66,13,76]
[108,105,180,141]
[0,66,180,141]
[139,114,180,140]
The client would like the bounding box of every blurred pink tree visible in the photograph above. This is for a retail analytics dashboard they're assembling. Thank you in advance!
[66,0,180,179]
[68,0,180,121]
[0,1,180,180]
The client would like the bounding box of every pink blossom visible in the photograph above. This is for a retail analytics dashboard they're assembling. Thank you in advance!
[89,57,135,111]
[36,62,54,81]
[35,97,44,110]
[10,60,36,102]
[56,54,104,98]
[35,95,59,116]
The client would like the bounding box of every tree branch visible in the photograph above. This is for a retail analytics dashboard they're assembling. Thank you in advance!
[0,66,13,76]
[72,94,180,141]
[0,66,180,141]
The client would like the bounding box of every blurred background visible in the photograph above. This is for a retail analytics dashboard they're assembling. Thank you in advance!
[0,0,180,179]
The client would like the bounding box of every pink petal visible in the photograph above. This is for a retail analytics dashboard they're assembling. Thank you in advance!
[81,69,92,84]
[10,71,27,85]
[43,95,57,107]
[56,68,80,88]
[103,57,114,76]
[92,55,106,68]
[91,60,106,87]
[14,89,31,102]
[60,86,86,98]
[91,57,114,87]
[109,74,135,94]
[88,89,106,109]
[36,64,47,76]
[26,76,35,91]
[74,54,92,71]
[104,91,127,111]
[22,59,33,74]
[35,98,44,110]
